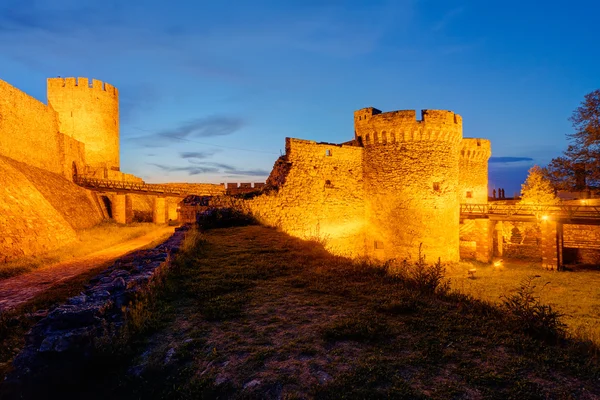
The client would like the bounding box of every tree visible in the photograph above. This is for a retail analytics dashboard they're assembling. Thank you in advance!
[520,165,559,205]
[545,89,600,190]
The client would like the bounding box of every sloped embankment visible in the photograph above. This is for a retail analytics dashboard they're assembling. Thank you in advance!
[0,155,103,262]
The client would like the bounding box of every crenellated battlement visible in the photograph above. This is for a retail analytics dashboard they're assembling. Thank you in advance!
[460,138,492,161]
[354,107,462,147]
[47,76,120,170]
[47,77,118,97]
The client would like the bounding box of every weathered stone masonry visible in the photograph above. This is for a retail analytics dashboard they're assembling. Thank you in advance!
[239,108,491,263]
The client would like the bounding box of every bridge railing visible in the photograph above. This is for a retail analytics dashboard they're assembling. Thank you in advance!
[460,203,600,220]
[74,176,190,195]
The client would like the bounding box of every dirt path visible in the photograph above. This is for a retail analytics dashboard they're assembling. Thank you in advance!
[0,226,175,312]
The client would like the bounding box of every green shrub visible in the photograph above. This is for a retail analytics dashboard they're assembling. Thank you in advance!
[501,276,566,341]
[390,246,449,294]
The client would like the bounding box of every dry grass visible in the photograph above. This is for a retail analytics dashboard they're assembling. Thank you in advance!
[0,221,159,280]
[42,225,600,399]
[448,259,600,345]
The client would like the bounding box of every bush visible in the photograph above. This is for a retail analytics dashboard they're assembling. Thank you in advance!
[196,208,257,230]
[501,276,566,341]
[389,246,449,294]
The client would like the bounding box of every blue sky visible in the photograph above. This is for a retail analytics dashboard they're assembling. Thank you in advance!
[1,0,598,195]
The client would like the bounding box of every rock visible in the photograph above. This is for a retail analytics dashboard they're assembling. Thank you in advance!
[243,379,261,390]
[164,347,176,364]
[316,371,332,384]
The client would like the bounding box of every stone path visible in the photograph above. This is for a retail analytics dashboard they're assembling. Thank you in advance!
[0,226,175,312]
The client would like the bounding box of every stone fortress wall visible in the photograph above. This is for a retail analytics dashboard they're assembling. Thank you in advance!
[0,77,136,262]
[47,77,120,172]
[239,138,366,257]
[239,108,491,262]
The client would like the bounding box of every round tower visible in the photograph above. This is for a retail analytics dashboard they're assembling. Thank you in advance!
[47,77,119,171]
[355,108,463,262]
[459,138,491,204]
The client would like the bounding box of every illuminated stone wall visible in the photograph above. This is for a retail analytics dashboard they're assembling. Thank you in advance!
[459,138,491,203]
[239,138,366,257]
[47,77,120,170]
[0,79,64,176]
[238,109,490,262]
[357,109,464,262]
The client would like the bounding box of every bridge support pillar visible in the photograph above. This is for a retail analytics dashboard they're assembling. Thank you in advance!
[113,194,133,224]
[153,196,167,224]
[167,198,179,222]
[474,219,493,263]
[495,221,503,257]
[541,220,563,270]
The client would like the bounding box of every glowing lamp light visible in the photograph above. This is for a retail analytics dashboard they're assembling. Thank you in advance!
[541,215,549,221]
[493,260,503,267]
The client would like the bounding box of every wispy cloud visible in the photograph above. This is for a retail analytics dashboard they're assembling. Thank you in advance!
[150,163,219,175]
[489,156,534,164]
[150,160,269,177]
[128,116,245,148]
[180,150,221,160]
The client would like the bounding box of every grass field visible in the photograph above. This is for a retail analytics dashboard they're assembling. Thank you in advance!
[448,259,600,346]
[35,224,600,399]
[0,221,159,280]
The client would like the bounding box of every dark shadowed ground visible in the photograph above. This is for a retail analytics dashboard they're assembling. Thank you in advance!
[5,225,600,399]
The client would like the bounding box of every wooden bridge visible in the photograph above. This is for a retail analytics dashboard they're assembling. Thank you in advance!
[73,176,223,197]
[460,203,600,225]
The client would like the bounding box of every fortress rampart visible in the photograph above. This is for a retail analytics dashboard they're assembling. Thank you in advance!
[48,77,120,170]
[0,80,65,176]
[239,108,491,262]
[239,138,366,257]
[0,77,136,262]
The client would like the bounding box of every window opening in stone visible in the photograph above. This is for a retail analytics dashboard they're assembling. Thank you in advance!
[433,182,441,192]
[466,191,473,198]
[325,180,333,188]
[374,241,384,249]
[365,134,370,144]
[326,149,332,156]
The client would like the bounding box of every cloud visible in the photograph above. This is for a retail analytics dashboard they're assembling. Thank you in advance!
[149,163,219,175]
[149,160,269,177]
[128,116,245,148]
[180,150,221,160]
[489,156,534,164]
[161,117,244,139]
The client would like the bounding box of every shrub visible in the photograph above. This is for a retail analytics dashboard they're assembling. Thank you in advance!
[389,246,449,294]
[501,276,566,341]
[196,208,256,230]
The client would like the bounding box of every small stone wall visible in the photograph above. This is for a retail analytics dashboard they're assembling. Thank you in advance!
[3,226,189,394]
[503,243,541,261]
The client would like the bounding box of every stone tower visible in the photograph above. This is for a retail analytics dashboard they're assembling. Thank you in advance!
[355,108,463,262]
[47,77,120,171]
[459,138,492,204]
